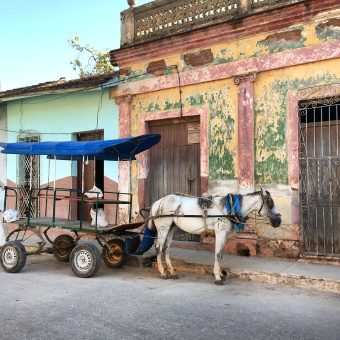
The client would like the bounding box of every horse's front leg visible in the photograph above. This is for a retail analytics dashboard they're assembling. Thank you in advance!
[163,224,178,279]
[213,229,228,285]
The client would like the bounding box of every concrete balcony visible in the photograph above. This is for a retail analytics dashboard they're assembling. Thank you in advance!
[120,0,306,47]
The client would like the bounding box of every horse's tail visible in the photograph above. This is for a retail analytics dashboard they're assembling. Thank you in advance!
[147,218,156,231]
[147,207,156,231]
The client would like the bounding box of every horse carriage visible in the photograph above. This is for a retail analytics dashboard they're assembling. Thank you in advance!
[0,134,160,278]
[0,133,282,284]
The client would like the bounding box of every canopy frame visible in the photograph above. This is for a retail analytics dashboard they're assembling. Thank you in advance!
[0,134,161,161]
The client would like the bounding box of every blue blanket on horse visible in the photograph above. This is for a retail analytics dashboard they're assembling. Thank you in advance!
[225,194,247,232]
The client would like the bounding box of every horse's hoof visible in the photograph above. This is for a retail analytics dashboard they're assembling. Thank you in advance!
[160,274,168,280]
[169,274,179,280]
[215,280,224,285]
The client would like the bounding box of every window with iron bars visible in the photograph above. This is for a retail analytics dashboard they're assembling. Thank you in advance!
[17,130,40,218]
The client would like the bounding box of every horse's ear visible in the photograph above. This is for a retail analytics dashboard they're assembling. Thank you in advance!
[260,188,266,197]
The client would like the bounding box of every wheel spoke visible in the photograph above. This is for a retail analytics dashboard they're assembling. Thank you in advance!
[3,247,18,268]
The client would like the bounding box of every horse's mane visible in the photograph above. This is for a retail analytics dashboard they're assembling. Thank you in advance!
[246,191,261,196]
[246,190,271,196]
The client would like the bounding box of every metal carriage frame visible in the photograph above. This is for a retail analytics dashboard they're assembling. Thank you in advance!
[0,134,161,278]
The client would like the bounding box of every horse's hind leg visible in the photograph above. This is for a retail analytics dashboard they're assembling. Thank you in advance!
[213,229,227,285]
[163,224,178,279]
[154,219,172,279]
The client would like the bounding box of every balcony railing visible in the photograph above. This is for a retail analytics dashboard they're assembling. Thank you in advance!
[120,0,306,46]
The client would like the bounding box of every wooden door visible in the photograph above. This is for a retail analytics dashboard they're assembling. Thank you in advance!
[149,118,201,241]
[77,131,104,221]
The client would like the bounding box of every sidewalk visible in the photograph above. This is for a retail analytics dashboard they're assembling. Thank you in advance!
[155,247,340,294]
[15,237,340,294]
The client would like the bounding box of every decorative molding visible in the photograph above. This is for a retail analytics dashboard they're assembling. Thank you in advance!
[298,83,340,101]
[110,40,340,98]
[233,72,257,85]
[114,94,133,105]
[112,0,338,67]
[133,0,239,44]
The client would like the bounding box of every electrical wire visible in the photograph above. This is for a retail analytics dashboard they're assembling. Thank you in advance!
[95,88,107,131]
[0,65,179,136]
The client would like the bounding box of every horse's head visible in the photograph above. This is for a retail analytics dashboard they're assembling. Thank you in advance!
[258,188,281,228]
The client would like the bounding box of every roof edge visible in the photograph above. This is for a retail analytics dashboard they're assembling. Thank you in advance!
[0,71,120,102]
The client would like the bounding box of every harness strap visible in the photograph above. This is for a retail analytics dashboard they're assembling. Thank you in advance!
[152,214,239,219]
[258,199,264,215]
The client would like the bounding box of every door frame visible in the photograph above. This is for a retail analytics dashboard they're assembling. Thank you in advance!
[137,107,208,210]
[288,84,340,257]
[76,130,104,221]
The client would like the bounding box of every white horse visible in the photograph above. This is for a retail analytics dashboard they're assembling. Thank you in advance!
[147,188,281,285]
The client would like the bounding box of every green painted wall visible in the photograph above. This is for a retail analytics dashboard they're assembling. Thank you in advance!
[5,89,118,184]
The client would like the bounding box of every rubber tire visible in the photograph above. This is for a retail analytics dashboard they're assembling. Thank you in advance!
[70,243,101,278]
[0,241,27,273]
[102,239,128,269]
[53,234,76,262]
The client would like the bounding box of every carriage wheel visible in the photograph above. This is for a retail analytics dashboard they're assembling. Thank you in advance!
[0,241,27,273]
[70,243,101,278]
[102,239,127,269]
[53,234,76,262]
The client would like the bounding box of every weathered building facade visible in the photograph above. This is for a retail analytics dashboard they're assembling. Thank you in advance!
[110,0,340,259]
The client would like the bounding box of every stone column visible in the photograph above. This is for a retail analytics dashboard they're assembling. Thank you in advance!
[233,73,257,248]
[120,8,135,46]
[114,94,133,223]
[234,73,257,195]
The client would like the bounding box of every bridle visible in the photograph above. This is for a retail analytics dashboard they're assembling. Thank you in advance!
[258,194,281,217]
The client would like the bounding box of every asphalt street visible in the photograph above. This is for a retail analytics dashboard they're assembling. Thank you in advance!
[0,254,339,340]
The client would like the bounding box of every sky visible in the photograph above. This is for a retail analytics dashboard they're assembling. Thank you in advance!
[0,0,152,91]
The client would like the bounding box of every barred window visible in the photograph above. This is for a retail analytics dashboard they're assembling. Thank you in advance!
[17,130,40,218]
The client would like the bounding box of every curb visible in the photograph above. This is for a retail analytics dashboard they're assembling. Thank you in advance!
[166,258,340,294]
[23,246,340,294]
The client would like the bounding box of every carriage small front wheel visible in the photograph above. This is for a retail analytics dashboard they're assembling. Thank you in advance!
[53,234,76,262]
[0,241,27,273]
[102,239,127,268]
[70,243,101,278]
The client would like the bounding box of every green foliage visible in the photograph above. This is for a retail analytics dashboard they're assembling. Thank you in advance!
[68,36,115,77]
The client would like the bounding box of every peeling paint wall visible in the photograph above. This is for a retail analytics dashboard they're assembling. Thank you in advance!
[254,60,340,185]
[119,17,340,83]
[129,79,238,193]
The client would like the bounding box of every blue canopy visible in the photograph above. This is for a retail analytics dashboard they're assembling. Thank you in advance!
[0,134,161,161]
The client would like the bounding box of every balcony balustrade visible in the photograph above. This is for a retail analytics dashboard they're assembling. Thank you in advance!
[120,0,306,46]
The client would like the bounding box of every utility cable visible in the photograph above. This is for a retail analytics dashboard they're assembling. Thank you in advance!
[0,65,181,136]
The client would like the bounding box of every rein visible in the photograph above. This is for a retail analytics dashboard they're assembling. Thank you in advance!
[258,199,265,215]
